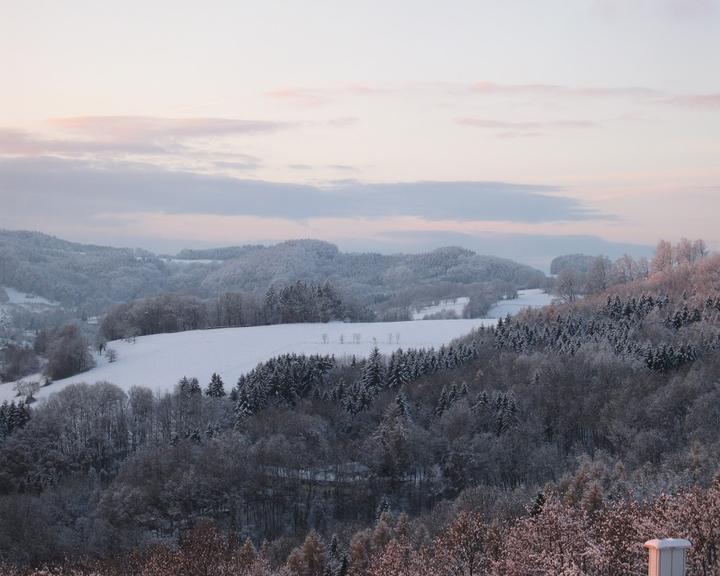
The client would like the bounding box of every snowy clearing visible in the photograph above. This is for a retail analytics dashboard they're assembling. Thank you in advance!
[1,286,59,307]
[411,297,469,320]
[0,318,496,402]
[485,288,555,318]
[0,290,554,403]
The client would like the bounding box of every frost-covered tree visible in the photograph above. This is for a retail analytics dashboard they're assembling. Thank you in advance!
[361,347,386,398]
[386,351,410,389]
[44,324,95,380]
[205,373,226,397]
[234,387,253,425]
[652,239,674,274]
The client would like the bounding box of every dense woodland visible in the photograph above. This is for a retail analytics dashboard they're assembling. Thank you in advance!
[1,242,720,574]
[98,281,371,342]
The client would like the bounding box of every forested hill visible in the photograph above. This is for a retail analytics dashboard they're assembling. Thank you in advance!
[492,253,720,365]
[0,230,544,317]
[1,251,720,573]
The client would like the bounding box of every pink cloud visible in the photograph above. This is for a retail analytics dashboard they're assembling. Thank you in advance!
[456,118,598,130]
[468,81,661,99]
[662,93,720,109]
[265,84,390,106]
[50,116,291,141]
[265,80,720,114]
[0,128,167,156]
[457,118,598,138]
[264,88,331,107]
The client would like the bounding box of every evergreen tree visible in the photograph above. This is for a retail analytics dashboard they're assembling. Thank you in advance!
[361,346,385,397]
[386,350,410,389]
[234,387,253,425]
[187,377,202,396]
[394,388,411,421]
[435,385,449,416]
[531,492,546,517]
[205,373,226,397]
[264,285,281,324]
[0,401,8,439]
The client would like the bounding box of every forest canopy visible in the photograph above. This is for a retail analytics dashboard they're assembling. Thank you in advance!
[1,244,719,574]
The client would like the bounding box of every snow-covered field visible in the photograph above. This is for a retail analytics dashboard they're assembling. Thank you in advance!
[0,318,497,402]
[0,287,60,333]
[411,297,469,320]
[0,289,554,403]
[486,288,555,318]
[1,286,58,307]
[160,258,220,265]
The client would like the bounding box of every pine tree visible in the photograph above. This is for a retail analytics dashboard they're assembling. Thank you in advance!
[530,492,546,516]
[0,401,8,439]
[205,373,226,397]
[178,376,202,397]
[361,346,385,397]
[234,387,253,425]
[387,350,410,389]
[6,402,30,433]
[187,377,201,396]
[264,285,280,324]
[394,388,411,421]
[178,376,190,395]
[435,385,449,416]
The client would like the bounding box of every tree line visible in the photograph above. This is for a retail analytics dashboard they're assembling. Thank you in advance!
[99,281,370,341]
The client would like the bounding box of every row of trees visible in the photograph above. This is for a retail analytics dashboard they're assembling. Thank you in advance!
[233,343,480,421]
[552,238,709,303]
[99,282,366,341]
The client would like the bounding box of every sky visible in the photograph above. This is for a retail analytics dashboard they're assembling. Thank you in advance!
[0,0,719,268]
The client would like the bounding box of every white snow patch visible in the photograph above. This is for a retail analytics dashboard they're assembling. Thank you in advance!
[161,258,220,265]
[485,289,555,319]
[1,287,58,307]
[0,318,497,403]
[411,297,470,320]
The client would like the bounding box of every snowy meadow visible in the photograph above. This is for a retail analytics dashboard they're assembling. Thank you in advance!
[0,290,553,403]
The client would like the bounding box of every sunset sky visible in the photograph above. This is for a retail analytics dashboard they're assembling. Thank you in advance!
[1,0,719,267]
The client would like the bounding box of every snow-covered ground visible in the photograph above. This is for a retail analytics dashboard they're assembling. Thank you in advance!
[411,297,469,320]
[0,287,60,334]
[1,286,58,307]
[0,318,497,402]
[0,289,555,403]
[160,258,220,265]
[486,288,555,318]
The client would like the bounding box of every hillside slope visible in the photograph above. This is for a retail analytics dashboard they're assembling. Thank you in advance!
[0,231,545,319]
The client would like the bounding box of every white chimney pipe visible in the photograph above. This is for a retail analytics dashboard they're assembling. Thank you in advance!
[644,539,691,576]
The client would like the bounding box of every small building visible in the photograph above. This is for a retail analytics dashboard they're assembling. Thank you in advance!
[644,538,691,576]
